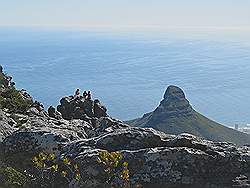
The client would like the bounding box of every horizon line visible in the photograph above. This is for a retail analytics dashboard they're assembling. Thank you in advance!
[1,24,250,32]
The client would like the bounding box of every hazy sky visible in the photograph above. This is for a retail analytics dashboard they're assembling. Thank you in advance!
[0,0,250,30]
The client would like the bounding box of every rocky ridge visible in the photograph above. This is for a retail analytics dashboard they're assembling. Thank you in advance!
[128,85,250,146]
[0,68,249,187]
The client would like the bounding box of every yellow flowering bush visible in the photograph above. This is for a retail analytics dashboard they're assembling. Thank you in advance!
[32,152,81,187]
[98,151,130,188]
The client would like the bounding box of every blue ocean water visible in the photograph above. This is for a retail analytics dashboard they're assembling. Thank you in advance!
[1,27,250,126]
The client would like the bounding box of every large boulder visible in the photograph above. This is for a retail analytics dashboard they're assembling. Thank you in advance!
[1,114,90,170]
[1,115,130,169]
[94,99,107,118]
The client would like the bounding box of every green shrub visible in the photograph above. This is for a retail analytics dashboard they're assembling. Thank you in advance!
[0,88,32,114]
[0,166,31,188]
[0,73,6,84]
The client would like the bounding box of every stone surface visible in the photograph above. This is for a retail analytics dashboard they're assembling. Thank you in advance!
[60,130,250,188]
[0,109,16,142]
[2,114,250,187]
[156,85,193,118]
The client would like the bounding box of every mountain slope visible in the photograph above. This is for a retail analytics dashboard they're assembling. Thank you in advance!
[127,85,250,146]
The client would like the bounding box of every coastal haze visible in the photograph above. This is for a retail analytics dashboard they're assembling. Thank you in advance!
[1,28,250,127]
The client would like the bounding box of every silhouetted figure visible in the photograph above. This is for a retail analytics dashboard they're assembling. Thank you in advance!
[83,91,88,99]
[6,76,12,87]
[74,88,80,99]
[87,91,92,100]
[0,65,3,73]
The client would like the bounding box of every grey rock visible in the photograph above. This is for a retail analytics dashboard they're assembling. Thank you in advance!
[61,130,250,188]
[2,115,250,188]
[0,109,16,142]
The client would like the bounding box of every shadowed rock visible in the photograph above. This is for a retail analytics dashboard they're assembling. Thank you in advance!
[57,96,107,120]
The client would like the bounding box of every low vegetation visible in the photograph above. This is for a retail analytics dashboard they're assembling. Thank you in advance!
[0,166,31,188]
[0,87,32,114]
[30,151,131,187]
[98,151,130,188]
[31,152,81,188]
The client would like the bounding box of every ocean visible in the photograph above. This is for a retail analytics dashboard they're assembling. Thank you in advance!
[1,27,250,127]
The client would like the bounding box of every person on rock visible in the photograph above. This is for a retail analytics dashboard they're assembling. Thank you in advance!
[87,91,92,100]
[6,76,12,87]
[83,91,88,99]
[74,88,80,99]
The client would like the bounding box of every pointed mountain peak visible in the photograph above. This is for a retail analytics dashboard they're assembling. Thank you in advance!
[153,85,193,118]
[163,85,186,101]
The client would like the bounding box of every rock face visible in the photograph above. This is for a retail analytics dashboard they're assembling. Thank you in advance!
[0,109,16,142]
[67,132,250,188]
[127,85,250,146]
[152,85,193,120]
[0,70,250,188]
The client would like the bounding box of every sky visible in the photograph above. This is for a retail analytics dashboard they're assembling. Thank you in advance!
[0,0,250,30]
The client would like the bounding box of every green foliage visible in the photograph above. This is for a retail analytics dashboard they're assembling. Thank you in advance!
[32,152,81,188]
[0,73,6,84]
[0,166,31,188]
[98,151,130,188]
[0,88,32,114]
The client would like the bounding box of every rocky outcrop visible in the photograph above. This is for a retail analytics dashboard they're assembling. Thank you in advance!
[27,101,48,118]
[128,85,250,146]
[57,96,107,120]
[154,85,193,119]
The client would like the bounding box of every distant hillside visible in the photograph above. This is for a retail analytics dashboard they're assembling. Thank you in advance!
[127,85,250,146]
